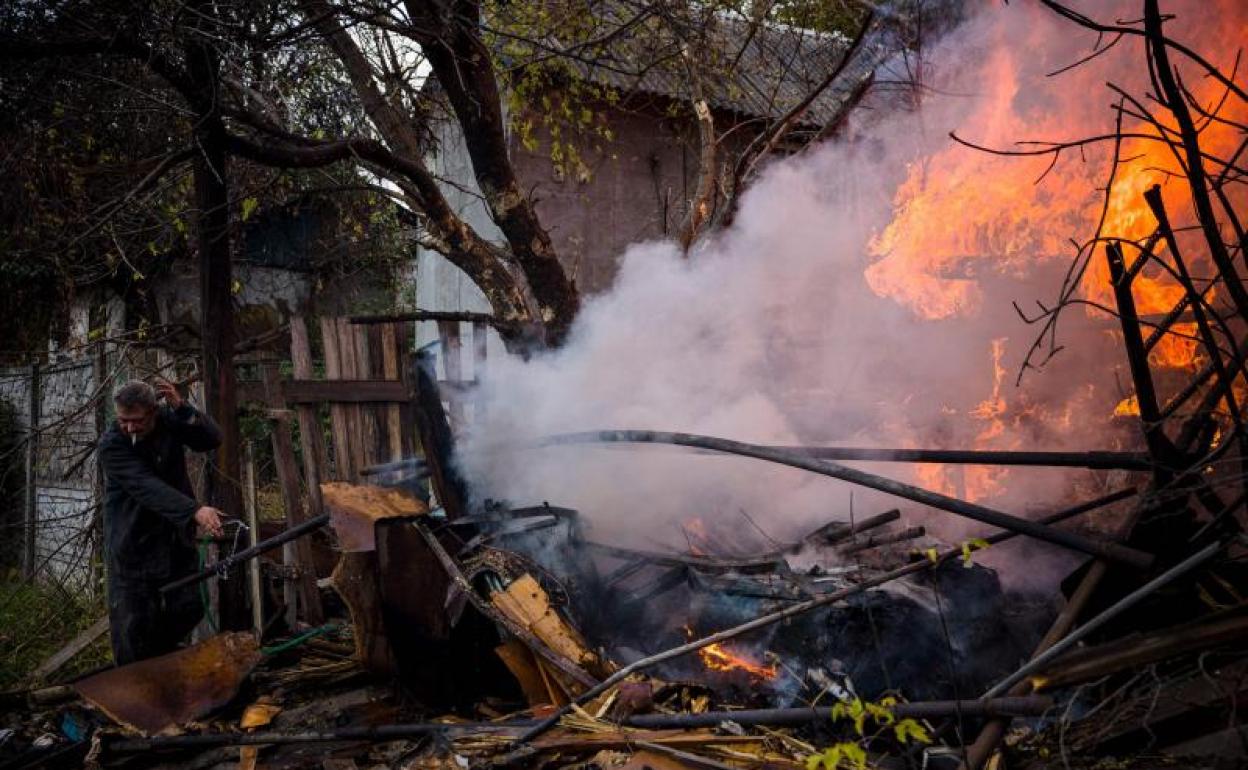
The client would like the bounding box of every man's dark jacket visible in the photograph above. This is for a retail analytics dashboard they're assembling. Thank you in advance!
[99,404,221,663]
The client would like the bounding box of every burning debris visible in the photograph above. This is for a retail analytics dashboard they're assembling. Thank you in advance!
[3,2,1248,770]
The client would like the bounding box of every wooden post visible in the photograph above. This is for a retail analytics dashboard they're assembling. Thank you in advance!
[437,321,464,428]
[380,324,404,462]
[243,442,263,638]
[396,323,417,459]
[290,317,328,515]
[348,321,378,472]
[23,362,39,578]
[261,362,324,625]
[336,318,369,478]
[320,317,354,480]
[472,321,487,421]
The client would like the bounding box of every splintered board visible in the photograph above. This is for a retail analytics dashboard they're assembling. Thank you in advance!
[321,481,429,552]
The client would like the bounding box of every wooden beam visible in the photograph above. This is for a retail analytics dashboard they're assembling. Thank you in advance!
[282,379,409,404]
[261,363,325,625]
[31,616,108,681]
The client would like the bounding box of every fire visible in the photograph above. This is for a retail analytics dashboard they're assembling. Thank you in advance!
[698,643,779,680]
[869,2,1247,337]
[682,626,778,679]
[865,0,1247,445]
[682,517,711,556]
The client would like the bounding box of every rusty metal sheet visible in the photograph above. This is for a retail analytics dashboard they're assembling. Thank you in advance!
[73,632,261,735]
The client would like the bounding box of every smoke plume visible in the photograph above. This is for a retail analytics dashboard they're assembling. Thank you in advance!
[456,1,1245,582]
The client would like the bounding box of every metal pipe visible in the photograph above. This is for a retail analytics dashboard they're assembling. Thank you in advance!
[625,697,1054,729]
[546,431,1154,569]
[105,721,526,752]
[159,514,330,595]
[779,447,1151,470]
[100,698,1053,753]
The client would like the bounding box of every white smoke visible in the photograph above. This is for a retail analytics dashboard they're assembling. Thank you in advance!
[454,1,1215,570]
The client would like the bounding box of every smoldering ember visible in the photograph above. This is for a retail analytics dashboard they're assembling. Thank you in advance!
[1,1,1247,769]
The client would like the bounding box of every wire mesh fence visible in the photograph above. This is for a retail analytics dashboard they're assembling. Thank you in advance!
[0,358,110,687]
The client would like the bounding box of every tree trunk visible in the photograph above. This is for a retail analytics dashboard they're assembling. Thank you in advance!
[406,0,579,346]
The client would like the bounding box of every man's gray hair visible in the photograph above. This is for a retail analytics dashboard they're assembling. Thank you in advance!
[113,380,158,410]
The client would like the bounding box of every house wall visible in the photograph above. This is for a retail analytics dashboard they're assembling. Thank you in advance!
[413,99,727,369]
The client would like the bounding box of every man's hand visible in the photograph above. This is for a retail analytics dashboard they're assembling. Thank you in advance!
[154,378,184,410]
[194,506,225,538]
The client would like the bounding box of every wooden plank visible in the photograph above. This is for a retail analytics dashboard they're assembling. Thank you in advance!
[31,616,108,681]
[320,317,354,480]
[472,321,487,422]
[282,379,409,404]
[352,323,380,471]
[367,324,389,463]
[396,323,417,458]
[261,363,325,625]
[289,317,327,518]
[491,575,599,675]
[437,320,465,428]
[336,317,367,479]
[410,351,468,519]
[243,442,264,637]
[330,552,395,676]
[380,324,404,462]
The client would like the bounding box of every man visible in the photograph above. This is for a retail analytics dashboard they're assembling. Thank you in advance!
[99,378,226,665]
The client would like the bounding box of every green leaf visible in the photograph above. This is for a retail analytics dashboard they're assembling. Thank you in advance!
[894,718,932,745]
[241,197,259,222]
[842,743,868,770]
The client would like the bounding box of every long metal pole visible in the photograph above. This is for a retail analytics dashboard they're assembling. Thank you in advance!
[545,431,1153,569]
[100,697,1053,753]
[625,697,1054,729]
[159,514,330,595]
[778,446,1151,470]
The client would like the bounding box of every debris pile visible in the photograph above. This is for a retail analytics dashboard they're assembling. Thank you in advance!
[3,3,1247,769]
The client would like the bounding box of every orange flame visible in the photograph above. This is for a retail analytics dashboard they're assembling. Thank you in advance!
[698,643,779,680]
[867,1,1247,367]
[682,626,778,679]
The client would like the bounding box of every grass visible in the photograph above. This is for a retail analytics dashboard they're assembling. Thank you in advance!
[0,572,111,689]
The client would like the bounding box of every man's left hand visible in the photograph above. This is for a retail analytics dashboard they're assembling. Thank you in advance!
[154,378,184,409]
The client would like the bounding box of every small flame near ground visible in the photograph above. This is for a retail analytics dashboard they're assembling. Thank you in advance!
[683,625,779,680]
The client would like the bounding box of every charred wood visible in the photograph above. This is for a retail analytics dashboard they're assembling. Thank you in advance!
[1106,242,1178,470]
[838,526,926,556]
[411,349,470,521]
[1030,610,1248,692]
[982,541,1222,698]
[515,487,1143,746]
